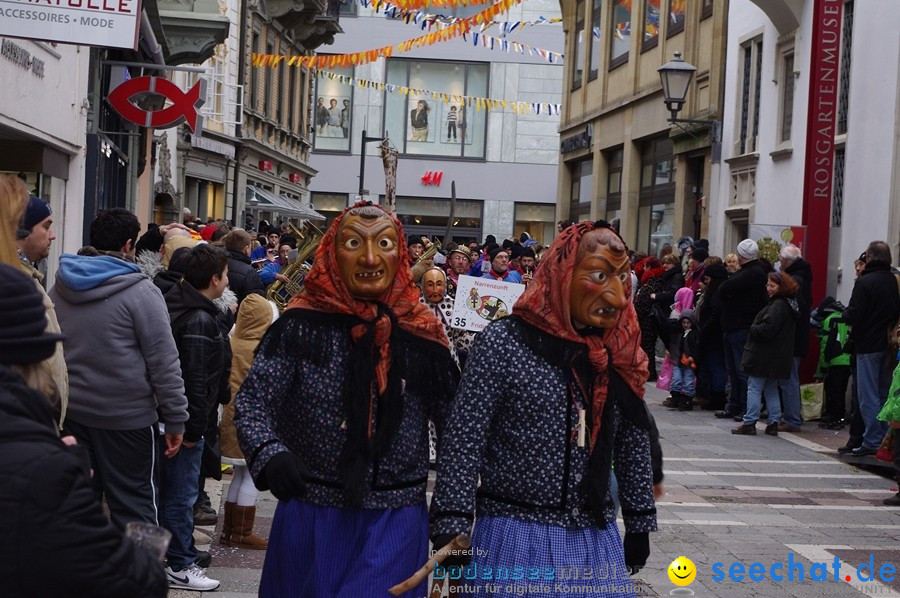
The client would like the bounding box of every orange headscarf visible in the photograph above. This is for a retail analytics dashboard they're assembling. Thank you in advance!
[512,221,649,450]
[286,202,448,395]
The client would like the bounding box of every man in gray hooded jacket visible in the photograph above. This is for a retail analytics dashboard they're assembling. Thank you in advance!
[50,208,188,529]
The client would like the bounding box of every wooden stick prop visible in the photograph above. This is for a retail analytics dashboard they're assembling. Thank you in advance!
[388,534,471,596]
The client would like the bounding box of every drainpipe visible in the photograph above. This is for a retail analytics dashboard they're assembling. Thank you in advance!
[140,11,166,67]
[231,0,248,226]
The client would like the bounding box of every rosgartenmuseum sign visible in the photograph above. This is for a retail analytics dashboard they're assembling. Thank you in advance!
[0,0,142,50]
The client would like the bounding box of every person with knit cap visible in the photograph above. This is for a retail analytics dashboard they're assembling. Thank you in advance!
[684,242,708,294]
[235,202,458,597]
[480,247,523,283]
[431,221,656,597]
[0,175,68,429]
[0,263,169,598]
[446,245,472,297]
[714,239,768,420]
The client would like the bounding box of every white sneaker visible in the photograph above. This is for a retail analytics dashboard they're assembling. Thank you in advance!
[166,564,220,591]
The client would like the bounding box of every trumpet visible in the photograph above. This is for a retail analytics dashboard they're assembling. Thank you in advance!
[415,236,441,266]
[266,221,324,311]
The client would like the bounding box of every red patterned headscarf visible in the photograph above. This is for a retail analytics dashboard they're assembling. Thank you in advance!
[287,202,448,395]
[513,221,649,450]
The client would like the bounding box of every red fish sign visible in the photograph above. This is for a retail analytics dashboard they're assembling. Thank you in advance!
[107,76,206,132]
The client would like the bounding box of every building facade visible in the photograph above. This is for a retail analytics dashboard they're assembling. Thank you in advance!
[0,39,89,283]
[556,0,727,257]
[712,0,900,302]
[307,0,564,245]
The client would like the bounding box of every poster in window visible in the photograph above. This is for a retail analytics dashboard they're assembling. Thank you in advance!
[408,99,435,143]
[438,102,472,145]
[316,97,351,138]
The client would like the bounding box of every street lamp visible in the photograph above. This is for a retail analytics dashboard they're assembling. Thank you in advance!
[657,52,721,162]
[658,51,697,121]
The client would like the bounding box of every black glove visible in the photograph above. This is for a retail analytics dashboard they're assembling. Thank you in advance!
[431,533,471,570]
[262,452,308,502]
[623,532,649,575]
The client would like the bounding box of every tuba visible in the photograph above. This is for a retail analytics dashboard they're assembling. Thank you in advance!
[266,221,324,311]
[415,235,442,267]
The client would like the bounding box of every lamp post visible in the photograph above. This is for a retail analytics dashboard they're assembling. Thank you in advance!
[359,129,386,198]
[658,52,721,162]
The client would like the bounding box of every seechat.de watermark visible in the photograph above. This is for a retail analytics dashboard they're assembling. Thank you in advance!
[711,553,896,584]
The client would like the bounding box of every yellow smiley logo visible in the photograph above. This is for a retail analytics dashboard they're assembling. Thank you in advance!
[668,556,697,586]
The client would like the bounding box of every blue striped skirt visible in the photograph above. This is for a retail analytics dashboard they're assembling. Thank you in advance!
[438,516,636,598]
[260,500,429,598]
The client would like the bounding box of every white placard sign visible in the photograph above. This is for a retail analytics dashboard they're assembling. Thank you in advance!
[449,275,526,333]
[0,0,142,50]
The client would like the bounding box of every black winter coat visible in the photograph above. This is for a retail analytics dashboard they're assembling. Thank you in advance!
[697,280,725,353]
[654,264,684,310]
[784,258,813,357]
[842,261,900,354]
[226,249,266,303]
[741,296,799,379]
[0,366,167,597]
[165,280,228,443]
[719,259,769,331]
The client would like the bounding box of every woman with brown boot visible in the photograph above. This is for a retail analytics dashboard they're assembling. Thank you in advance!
[220,294,275,549]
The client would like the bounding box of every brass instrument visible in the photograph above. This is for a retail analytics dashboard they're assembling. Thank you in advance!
[414,235,441,266]
[266,221,324,311]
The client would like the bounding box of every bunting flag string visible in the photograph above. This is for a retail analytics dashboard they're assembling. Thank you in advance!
[316,68,561,116]
[367,0,487,10]
[359,0,562,35]
[462,31,563,64]
[251,0,520,69]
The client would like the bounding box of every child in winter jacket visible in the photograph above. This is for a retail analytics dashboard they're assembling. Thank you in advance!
[813,297,852,428]
[668,309,699,411]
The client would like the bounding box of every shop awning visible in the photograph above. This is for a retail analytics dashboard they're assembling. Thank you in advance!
[246,186,326,221]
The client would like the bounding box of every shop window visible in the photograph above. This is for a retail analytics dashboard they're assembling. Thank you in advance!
[666,0,685,38]
[514,203,555,245]
[589,0,602,78]
[395,197,482,243]
[642,0,659,51]
[339,0,357,16]
[637,202,674,258]
[638,139,675,256]
[569,158,593,221]
[736,37,763,155]
[383,60,488,159]
[313,64,354,152]
[311,192,349,229]
[606,148,623,220]
[610,0,630,69]
[837,0,853,135]
[640,138,675,191]
[573,0,585,89]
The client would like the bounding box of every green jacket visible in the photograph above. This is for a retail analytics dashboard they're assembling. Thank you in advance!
[818,312,851,369]
[877,359,900,424]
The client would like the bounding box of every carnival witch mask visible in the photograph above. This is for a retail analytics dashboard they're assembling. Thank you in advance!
[568,228,631,329]
[337,211,400,300]
[422,267,447,304]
